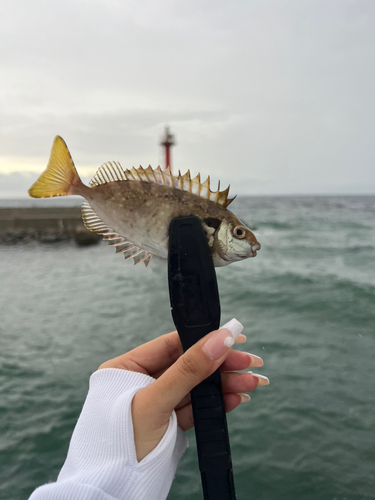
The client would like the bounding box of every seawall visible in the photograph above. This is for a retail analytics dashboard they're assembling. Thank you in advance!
[0,207,100,245]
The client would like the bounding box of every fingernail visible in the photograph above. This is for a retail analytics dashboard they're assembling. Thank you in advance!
[202,319,243,360]
[250,373,270,386]
[239,393,251,404]
[236,333,247,344]
[220,319,244,341]
[245,353,264,368]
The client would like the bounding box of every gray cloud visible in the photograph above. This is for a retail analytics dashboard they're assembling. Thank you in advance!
[1,0,374,196]
[0,172,39,198]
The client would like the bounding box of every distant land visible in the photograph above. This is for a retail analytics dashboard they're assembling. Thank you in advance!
[0,171,375,198]
[0,169,375,200]
[0,172,93,199]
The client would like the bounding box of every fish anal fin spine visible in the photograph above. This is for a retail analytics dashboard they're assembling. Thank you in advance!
[81,202,153,268]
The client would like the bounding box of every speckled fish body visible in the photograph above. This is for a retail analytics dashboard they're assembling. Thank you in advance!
[28,136,261,267]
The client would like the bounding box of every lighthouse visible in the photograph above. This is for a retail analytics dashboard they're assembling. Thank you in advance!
[160,127,175,172]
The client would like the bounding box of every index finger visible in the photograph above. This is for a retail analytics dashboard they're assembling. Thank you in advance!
[99,331,183,375]
[99,330,247,376]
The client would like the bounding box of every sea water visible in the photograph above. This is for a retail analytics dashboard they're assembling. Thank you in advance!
[0,195,374,500]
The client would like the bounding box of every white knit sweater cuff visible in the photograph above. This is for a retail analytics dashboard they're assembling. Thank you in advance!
[29,369,189,500]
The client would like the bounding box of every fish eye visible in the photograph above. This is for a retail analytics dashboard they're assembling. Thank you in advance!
[233,226,246,239]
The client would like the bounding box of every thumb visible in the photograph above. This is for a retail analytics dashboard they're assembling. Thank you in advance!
[148,319,244,415]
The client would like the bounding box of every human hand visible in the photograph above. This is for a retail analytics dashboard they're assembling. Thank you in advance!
[99,319,269,461]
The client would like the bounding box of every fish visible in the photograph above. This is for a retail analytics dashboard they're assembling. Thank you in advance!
[28,136,261,267]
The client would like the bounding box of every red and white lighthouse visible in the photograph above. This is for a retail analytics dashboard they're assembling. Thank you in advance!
[160,127,175,172]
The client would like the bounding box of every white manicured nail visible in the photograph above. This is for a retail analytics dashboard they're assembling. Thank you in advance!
[250,373,270,386]
[236,333,247,343]
[221,318,244,341]
[239,393,251,404]
[245,353,264,367]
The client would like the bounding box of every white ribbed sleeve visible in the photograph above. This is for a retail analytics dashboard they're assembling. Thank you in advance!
[29,368,189,500]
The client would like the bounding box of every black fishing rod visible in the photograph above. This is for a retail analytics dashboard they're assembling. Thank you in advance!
[168,216,236,500]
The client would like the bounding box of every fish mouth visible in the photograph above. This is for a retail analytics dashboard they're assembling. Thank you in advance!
[224,243,261,261]
[234,252,256,260]
[237,243,261,258]
[251,242,261,257]
[234,243,261,259]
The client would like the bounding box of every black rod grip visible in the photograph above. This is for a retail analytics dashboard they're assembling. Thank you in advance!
[168,216,236,500]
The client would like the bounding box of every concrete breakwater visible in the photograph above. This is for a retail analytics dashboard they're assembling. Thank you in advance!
[0,207,101,245]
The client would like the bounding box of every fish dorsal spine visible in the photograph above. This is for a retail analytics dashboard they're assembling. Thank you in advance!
[89,163,236,208]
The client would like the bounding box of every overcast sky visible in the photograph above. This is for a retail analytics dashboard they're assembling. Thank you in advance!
[0,0,374,197]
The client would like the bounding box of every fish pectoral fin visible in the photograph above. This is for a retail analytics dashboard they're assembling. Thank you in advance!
[81,202,153,268]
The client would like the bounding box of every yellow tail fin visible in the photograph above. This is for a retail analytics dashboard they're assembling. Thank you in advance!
[28,136,81,198]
